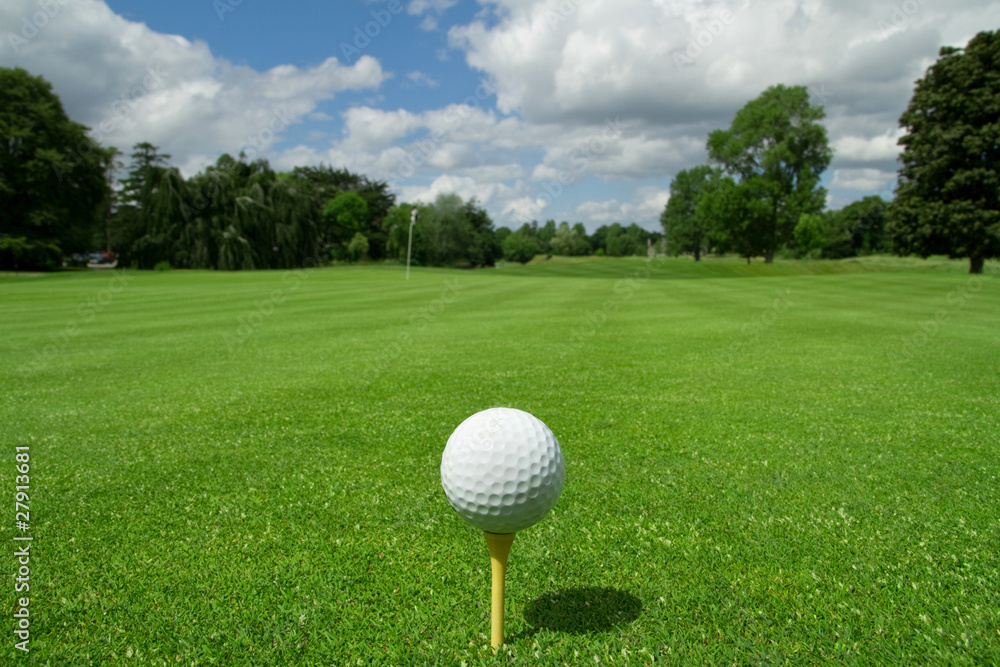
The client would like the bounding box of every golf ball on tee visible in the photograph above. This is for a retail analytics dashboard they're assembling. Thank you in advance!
[441,407,565,534]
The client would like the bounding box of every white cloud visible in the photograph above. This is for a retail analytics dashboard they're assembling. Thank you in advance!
[408,0,459,15]
[447,0,1000,205]
[833,130,905,163]
[831,168,896,192]
[633,186,670,223]
[0,0,386,176]
[12,0,998,232]
[574,199,634,225]
[406,70,440,87]
[341,107,423,151]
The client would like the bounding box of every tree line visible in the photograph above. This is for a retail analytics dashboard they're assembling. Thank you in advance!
[0,66,659,271]
[660,30,998,273]
[2,31,996,273]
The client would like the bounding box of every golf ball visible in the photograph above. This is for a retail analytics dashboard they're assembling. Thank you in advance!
[441,407,565,534]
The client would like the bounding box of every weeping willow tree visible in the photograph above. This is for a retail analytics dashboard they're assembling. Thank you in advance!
[118,152,319,270]
[184,155,319,270]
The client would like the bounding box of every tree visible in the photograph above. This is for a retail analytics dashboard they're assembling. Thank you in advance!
[346,231,369,261]
[697,176,773,262]
[288,164,394,259]
[463,198,501,267]
[406,194,499,268]
[571,223,592,255]
[0,67,114,269]
[112,142,176,267]
[660,165,720,260]
[794,213,826,259]
[322,191,368,259]
[502,232,540,263]
[538,220,557,251]
[548,221,590,256]
[115,152,318,270]
[886,30,1000,274]
[385,203,417,262]
[824,196,889,258]
[707,84,832,263]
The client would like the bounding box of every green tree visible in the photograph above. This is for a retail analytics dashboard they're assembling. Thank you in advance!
[288,164,393,259]
[112,142,177,267]
[409,194,498,267]
[538,219,558,251]
[0,67,114,269]
[385,203,417,262]
[463,199,501,267]
[346,231,369,261]
[322,191,368,259]
[707,84,832,263]
[696,176,772,262]
[824,196,889,258]
[549,221,590,256]
[886,30,1000,274]
[660,165,720,260]
[571,223,592,255]
[794,213,826,259]
[502,232,540,263]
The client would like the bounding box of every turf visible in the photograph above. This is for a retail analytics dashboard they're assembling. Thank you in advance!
[1,256,998,665]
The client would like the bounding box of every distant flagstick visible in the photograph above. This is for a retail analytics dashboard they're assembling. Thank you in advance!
[406,207,417,280]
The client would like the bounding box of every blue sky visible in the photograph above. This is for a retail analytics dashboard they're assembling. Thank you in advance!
[3,0,998,231]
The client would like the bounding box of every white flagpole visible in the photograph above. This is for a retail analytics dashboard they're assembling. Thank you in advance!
[406,207,417,280]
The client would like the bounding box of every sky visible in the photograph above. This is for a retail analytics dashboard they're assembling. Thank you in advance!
[2,0,998,232]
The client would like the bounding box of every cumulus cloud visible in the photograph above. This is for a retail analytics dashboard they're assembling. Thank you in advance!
[574,199,635,225]
[831,168,896,192]
[406,70,440,87]
[443,0,1000,224]
[0,0,386,176]
[6,0,998,230]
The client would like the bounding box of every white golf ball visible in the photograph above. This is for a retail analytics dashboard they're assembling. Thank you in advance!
[441,407,565,534]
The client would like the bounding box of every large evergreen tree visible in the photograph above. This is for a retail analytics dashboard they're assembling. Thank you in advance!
[887,30,1000,274]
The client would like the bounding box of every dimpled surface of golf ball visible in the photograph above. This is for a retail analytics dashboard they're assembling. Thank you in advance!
[441,407,565,534]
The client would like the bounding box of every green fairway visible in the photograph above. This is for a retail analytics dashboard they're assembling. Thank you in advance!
[2,257,998,665]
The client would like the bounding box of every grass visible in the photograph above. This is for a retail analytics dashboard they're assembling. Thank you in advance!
[1,256,998,665]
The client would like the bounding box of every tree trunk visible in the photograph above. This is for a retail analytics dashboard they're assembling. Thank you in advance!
[764,249,774,264]
[970,255,984,274]
[694,247,701,262]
